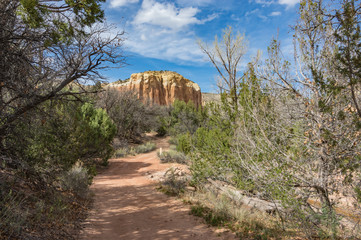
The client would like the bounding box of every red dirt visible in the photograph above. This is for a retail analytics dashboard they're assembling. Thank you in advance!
[80,137,236,240]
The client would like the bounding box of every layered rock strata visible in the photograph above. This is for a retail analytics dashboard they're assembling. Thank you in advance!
[108,71,202,108]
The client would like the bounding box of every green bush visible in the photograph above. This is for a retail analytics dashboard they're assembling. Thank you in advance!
[114,147,130,158]
[0,97,115,239]
[114,142,156,158]
[190,204,229,226]
[157,99,208,137]
[176,133,192,154]
[24,101,116,169]
[168,137,178,145]
[158,150,188,164]
[190,126,234,184]
[97,89,164,141]
[61,163,91,199]
[77,102,117,166]
[134,142,157,154]
[169,144,177,151]
[159,167,188,196]
[156,118,169,136]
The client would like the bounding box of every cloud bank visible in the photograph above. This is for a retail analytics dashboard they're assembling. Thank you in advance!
[125,0,214,63]
[110,0,139,8]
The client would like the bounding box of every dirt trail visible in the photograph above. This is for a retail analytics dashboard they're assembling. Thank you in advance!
[80,137,236,240]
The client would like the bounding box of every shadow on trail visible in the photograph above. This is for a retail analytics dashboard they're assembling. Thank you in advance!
[95,160,152,181]
[81,137,234,240]
[82,184,210,240]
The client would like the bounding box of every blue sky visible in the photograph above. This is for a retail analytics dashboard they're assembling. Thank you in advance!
[102,0,300,92]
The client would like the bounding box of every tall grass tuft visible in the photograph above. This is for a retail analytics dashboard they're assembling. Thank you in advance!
[157,150,188,164]
[134,142,156,154]
[61,162,91,199]
[185,188,285,239]
[114,142,156,158]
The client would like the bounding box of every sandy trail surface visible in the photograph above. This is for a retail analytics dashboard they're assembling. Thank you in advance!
[80,137,236,240]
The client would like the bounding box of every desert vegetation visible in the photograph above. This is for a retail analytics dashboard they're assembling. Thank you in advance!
[114,141,157,158]
[2,0,361,239]
[97,88,165,143]
[158,1,361,238]
[0,0,124,238]
[157,150,189,164]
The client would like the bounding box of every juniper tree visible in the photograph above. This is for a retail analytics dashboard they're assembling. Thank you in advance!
[233,0,361,237]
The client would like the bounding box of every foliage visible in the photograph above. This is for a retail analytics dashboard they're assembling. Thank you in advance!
[228,0,361,237]
[175,133,192,154]
[23,100,116,169]
[0,0,124,139]
[114,147,131,158]
[190,127,233,184]
[97,89,162,142]
[17,0,106,47]
[156,121,169,137]
[114,142,157,158]
[134,142,157,154]
[158,150,189,164]
[0,0,122,238]
[190,204,229,226]
[189,1,361,238]
[189,96,236,184]
[185,190,283,239]
[0,162,92,239]
[158,167,188,196]
[333,0,361,119]
[61,162,91,199]
[0,189,27,238]
[0,98,115,238]
[157,99,206,136]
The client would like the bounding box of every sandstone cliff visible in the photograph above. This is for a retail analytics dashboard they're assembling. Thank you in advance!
[108,71,202,108]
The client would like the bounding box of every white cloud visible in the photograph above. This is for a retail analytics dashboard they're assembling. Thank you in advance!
[126,24,204,63]
[231,14,241,22]
[278,0,299,8]
[245,8,268,21]
[133,0,209,30]
[110,0,139,8]
[251,0,299,8]
[253,0,274,6]
[245,8,260,17]
[176,0,215,7]
[269,11,281,16]
[122,0,217,63]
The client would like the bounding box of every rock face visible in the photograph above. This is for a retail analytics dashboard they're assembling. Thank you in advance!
[108,71,202,108]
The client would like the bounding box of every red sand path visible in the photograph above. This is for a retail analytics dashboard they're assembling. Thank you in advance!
[80,137,236,240]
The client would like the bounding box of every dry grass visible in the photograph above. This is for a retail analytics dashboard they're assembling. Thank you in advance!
[158,167,189,196]
[202,92,221,105]
[306,198,361,239]
[114,142,156,158]
[183,187,297,240]
[157,150,189,164]
[0,169,91,240]
[183,188,361,239]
